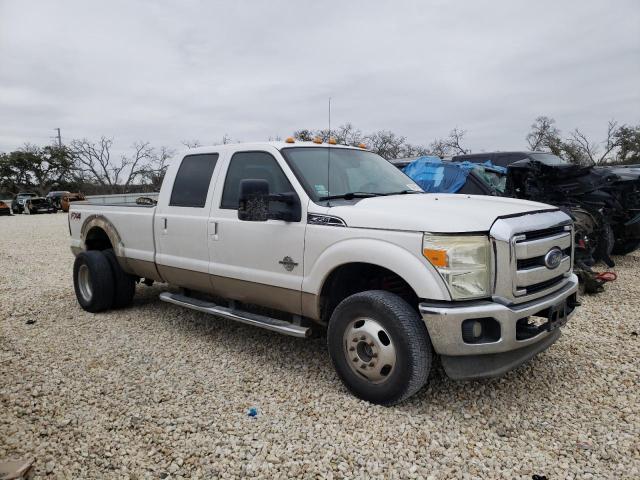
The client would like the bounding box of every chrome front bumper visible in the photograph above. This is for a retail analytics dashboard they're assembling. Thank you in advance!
[419,274,579,378]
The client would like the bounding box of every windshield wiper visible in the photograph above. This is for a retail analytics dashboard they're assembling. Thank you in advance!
[319,192,383,201]
[378,189,423,196]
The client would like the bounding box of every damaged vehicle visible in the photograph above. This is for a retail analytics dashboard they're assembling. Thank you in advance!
[0,200,12,216]
[593,164,640,254]
[60,192,86,212]
[11,192,38,214]
[24,196,57,214]
[46,190,71,210]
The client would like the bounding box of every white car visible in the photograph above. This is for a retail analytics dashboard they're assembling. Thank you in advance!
[69,140,579,405]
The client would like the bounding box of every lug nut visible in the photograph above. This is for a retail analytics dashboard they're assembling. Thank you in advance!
[372,353,378,358]
[352,338,358,343]
[352,357,358,362]
[360,335,366,341]
[360,364,367,369]
[349,346,355,351]
[368,341,374,347]
[369,362,375,367]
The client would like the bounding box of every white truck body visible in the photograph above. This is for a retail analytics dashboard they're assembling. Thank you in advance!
[69,141,579,403]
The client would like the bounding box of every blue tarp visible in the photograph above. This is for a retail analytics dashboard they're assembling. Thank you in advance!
[403,157,507,193]
[403,157,475,193]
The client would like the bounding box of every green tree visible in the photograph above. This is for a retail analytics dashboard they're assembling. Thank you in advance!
[613,124,640,164]
[0,144,74,195]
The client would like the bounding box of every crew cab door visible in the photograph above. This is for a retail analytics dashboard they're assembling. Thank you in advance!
[154,153,219,292]
[207,149,307,314]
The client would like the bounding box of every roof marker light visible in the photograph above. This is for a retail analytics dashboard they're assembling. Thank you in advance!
[285,137,295,143]
[313,136,323,144]
[358,143,367,149]
[328,137,337,145]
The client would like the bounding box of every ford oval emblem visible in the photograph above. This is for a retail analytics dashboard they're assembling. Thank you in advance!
[544,247,563,269]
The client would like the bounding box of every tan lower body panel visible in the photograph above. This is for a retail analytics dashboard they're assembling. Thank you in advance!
[301,292,321,322]
[126,258,164,282]
[156,264,314,318]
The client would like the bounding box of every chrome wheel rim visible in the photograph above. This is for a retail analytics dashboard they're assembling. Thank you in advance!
[78,264,93,302]
[343,317,396,384]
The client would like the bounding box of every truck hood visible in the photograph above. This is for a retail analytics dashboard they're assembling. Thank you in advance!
[323,194,557,232]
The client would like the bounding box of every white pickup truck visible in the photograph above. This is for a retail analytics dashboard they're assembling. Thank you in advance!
[69,140,579,405]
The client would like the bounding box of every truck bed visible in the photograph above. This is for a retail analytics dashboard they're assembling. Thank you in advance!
[69,201,157,271]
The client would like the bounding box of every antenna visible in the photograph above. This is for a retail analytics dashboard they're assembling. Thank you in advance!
[327,97,331,206]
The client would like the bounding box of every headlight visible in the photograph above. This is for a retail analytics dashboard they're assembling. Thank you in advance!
[422,234,491,300]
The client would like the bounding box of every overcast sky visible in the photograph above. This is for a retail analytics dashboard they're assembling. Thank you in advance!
[1,0,638,155]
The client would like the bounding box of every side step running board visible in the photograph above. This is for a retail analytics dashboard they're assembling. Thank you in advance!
[159,292,311,338]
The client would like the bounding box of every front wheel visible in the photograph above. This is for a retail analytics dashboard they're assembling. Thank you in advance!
[327,290,432,405]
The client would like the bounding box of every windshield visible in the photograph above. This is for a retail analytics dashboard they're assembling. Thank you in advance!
[281,147,422,202]
[529,153,568,165]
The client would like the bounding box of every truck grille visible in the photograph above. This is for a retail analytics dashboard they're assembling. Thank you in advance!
[490,210,574,304]
[512,226,572,298]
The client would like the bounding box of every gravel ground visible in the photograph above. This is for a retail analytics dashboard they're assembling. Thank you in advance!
[1,213,639,479]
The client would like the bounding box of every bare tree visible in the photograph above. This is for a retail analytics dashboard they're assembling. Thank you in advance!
[332,123,364,145]
[140,146,175,190]
[364,130,409,159]
[69,137,153,192]
[567,121,620,165]
[526,116,560,151]
[181,139,202,149]
[293,129,314,141]
[428,128,470,157]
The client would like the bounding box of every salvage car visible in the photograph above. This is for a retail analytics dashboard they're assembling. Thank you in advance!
[0,200,11,216]
[46,190,71,210]
[68,140,579,405]
[24,197,57,214]
[11,192,38,214]
[60,192,85,212]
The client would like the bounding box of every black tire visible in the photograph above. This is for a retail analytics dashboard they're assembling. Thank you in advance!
[612,239,640,255]
[327,290,432,406]
[104,249,136,308]
[73,251,115,312]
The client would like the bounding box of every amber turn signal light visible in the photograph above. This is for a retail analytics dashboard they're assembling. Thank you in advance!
[423,248,448,268]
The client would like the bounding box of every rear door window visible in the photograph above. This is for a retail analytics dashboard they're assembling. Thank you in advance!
[169,154,219,207]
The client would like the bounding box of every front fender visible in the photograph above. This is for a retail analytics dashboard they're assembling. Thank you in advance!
[302,237,450,301]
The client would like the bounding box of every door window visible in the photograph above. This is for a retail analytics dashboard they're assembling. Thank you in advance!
[220,151,295,216]
[169,154,218,207]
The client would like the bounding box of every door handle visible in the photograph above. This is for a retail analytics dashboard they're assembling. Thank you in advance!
[163,218,167,229]
[209,220,218,235]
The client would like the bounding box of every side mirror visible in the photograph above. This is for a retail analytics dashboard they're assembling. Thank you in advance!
[238,179,269,221]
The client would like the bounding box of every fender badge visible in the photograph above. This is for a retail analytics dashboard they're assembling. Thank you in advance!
[279,256,298,272]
